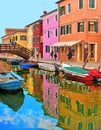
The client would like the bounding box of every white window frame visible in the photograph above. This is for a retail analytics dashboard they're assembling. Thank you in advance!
[67,3,72,14]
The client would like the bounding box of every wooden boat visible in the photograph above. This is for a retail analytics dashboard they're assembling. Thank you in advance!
[38,62,61,72]
[62,66,93,82]
[0,89,24,111]
[20,62,38,69]
[0,71,24,91]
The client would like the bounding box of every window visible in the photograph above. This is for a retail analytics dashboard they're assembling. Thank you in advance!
[59,6,66,16]
[65,24,72,34]
[46,45,50,53]
[78,21,84,32]
[68,3,71,13]
[36,36,39,42]
[79,0,83,9]
[89,0,95,8]
[15,36,18,41]
[46,18,49,24]
[55,28,58,37]
[32,37,34,43]
[55,15,58,21]
[60,26,65,35]
[20,35,26,40]
[88,21,98,32]
[47,30,50,38]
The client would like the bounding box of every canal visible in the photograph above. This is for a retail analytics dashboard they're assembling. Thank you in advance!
[0,66,101,130]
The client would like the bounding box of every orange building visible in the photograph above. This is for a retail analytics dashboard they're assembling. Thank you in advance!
[55,0,101,62]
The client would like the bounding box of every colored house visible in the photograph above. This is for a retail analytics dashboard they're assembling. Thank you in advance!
[1,28,27,58]
[2,28,27,48]
[55,0,101,62]
[40,9,59,59]
[26,20,43,58]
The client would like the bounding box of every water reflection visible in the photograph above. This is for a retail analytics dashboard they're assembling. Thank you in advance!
[0,89,24,111]
[1,66,101,130]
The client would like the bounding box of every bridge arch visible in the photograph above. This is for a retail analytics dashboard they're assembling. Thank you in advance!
[0,44,31,59]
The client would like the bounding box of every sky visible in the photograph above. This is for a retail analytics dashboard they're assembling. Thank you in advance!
[0,0,57,43]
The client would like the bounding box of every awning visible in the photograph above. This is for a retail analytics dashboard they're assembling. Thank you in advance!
[51,40,84,47]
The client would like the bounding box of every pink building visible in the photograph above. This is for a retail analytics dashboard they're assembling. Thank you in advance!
[40,9,59,59]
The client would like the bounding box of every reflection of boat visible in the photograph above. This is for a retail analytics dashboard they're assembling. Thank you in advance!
[0,89,24,111]
[20,62,38,69]
[0,71,24,91]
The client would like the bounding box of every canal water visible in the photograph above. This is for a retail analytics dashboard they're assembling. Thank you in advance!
[0,66,101,130]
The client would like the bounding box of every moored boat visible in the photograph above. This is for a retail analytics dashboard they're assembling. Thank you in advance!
[20,62,38,69]
[62,66,93,82]
[0,71,24,91]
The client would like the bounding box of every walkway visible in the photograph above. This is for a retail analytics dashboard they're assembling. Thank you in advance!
[32,58,101,71]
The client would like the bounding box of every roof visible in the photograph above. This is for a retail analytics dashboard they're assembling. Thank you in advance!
[56,0,63,4]
[25,19,42,27]
[40,9,57,18]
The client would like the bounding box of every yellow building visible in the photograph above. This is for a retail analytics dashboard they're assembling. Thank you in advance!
[2,28,27,48]
[25,23,34,50]
[1,28,28,58]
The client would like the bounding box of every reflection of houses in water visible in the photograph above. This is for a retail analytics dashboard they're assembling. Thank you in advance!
[24,69,43,102]
[58,79,101,130]
[42,73,60,118]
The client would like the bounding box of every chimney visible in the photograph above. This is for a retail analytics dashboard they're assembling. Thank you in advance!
[43,11,47,15]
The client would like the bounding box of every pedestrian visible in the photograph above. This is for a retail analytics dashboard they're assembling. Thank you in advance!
[54,52,57,61]
[50,49,53,61]
[67,48,73,63]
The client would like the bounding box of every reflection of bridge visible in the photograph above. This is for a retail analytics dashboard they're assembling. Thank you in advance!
[0,44,31,59]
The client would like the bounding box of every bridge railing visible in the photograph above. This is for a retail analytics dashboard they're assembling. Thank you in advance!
[0,44,31,59]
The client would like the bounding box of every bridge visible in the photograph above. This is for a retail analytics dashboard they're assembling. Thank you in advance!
[0,44,31,59]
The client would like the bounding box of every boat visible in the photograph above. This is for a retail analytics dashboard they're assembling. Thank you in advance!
[0,89,24,111]
[89,68,101,82]
[20,62,38,69]
[62,66,93,82]
[0,71,24,91]
[61,62,101,83]
[38,62,61,72]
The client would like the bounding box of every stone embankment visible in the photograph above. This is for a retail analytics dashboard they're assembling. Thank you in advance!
[32,58,101,71]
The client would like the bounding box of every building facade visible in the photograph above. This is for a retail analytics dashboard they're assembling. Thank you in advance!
[56,0,101,62]
[40,9,59,59]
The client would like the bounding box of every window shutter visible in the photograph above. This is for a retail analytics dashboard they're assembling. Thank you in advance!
[78,22,80,32]
[64,6,66,14]
[79,0,83,9]
[59,7,62,15]
[95,21,98,32]
[82,21,84,31]
[92,0,95,8]
[88,21,90,31]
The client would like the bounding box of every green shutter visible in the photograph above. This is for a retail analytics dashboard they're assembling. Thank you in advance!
[79,0,83,9]
[88,21,90,31]
[94,21,98,32]
[59,7,62,16]
[78,22,80,32]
